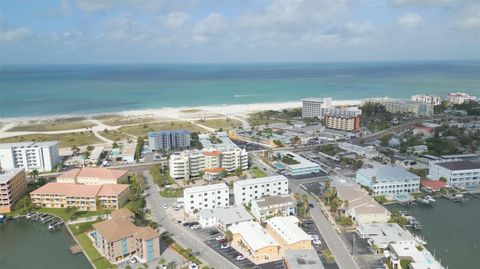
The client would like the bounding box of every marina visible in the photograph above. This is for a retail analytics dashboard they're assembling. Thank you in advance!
[387,197,480,269]
[0,217,90,269]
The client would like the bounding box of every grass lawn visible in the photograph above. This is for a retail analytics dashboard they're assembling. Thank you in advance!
[7,117,95,132]
[160,188,184,198]
[93,115,158,126]
[99,130,131,141]
[36,208,111,221]
[247,115,286,127]
[195,118,243,130]
[119,121,208,137]
[249,167,267,178]
[75,232,116,269]
[0,131,102,148]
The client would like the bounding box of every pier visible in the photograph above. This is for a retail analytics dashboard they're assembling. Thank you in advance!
[69,245,83,255]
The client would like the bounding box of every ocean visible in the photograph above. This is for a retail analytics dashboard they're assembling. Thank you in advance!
[0,61,479,118]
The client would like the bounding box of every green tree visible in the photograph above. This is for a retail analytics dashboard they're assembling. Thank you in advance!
[167,261,177,269]
[234,167,243,177]
[65,206,78,220]
[225,230,233,242]
[86,145,94,151]
[28,169,39,181]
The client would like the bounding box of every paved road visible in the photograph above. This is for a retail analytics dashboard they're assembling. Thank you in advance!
[143,171,239,269]
[290,179,361,269]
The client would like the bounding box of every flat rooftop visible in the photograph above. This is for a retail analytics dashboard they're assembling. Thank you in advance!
[435,160,480,170]
[278,151,320,170]
[254,194,295,208]
[184,183,228,194]
[234,175,288,187]
[199,205,253,225]
[0,141,58,148]
[0,168,24,184]
[284,249,325,269]
[199,131,238,149]
[357,165,419,181]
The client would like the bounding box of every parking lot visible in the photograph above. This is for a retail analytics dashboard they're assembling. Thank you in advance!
[300,219,339,269]
[301,181,325,197]
[233,141,266,152]
[340,232,385,269]
[194,227,286,269]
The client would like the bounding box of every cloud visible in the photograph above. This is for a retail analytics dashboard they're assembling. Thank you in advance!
[397,12,424,29]
[391,0,462,7]
[164,12,189,28]
[455,2,480,30]
[74,0,196,13]
[192,13,226,43]
[0,27,32,42]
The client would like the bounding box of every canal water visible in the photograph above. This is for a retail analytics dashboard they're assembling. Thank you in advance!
[386,197,480,269]
[0,218,91,269]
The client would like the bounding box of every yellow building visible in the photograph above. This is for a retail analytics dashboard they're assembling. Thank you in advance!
[266,216,313,250]
[230,221,280,262]
[0,168,27,213]
[30,182,129,211]
[92,209,161,263]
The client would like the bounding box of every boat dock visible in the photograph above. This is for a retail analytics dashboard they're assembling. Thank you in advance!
[69,245,83,255]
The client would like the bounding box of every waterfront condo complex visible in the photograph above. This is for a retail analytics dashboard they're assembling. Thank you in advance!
[148,130,191,151]
[92,208,161,263]
[30,182,130,211]
[0,168,27,213]
[365,98,434,117]
[447,92,477,104]
[428,160,480,188]
[0,141,60,172]
[411,94,442,105]
[56,167,129,185]
[356,165,420,199]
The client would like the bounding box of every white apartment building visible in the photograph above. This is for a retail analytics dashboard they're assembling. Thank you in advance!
[428,160,480,188]
[183,183,229,214]
[338,142,379,159]
[148,130,190,151]
[302,97,361,119]
[233,175,289,205]
[448,92,476,104]
[356,165,420,198]
[0,141,60,172]
[169,132,248,180]
[411,94,442,106]
[366,98,433,117]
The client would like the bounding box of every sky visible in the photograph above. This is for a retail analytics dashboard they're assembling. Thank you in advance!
[0,0,479,64]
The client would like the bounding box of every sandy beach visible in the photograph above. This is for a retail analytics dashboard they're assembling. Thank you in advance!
[0,99,362,124]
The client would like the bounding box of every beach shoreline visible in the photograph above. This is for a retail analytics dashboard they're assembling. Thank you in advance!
[0,99,362,124]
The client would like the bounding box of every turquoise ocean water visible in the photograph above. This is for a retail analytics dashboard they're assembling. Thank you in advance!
[0,61,479,118]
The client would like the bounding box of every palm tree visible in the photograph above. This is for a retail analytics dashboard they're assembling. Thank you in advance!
[29,169,39,181]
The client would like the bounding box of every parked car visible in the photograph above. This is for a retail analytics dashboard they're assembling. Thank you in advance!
[163,203,169,209]
[308,203,314,208]
[312,239,321,245]
[236,255,246,261]
[309,234,319,240]
[215,235,226,241]
[129,256,137,264]
[191,224,200,230]
[189,263,198,269]
[220,244,230,249]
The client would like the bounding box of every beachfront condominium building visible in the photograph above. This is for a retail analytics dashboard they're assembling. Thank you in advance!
[92,208,160,264]
[0,141,60,172]
[302,97,332,118]
[448,92,476,104]
[266,216,312,250]
[251,194,296,220]
[324,115,361,132]
[233,175,289,205]
[0,168,27,213]
[356,165,420,198]
[366,98,433,117]
[183,183,229,214]
[169,134,248,180]
[56,167,129,185]
[428,160,480,188]
[302,97,361,119]
[148,130,190,151]
[411,94,442,106]
[30,182,129,211]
